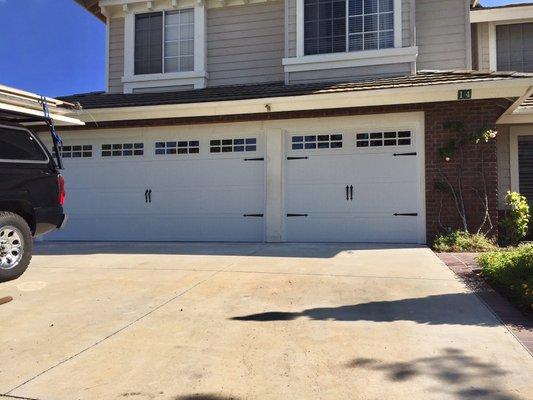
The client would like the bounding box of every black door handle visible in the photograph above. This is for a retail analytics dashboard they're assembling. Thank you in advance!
[350,185,354,201]
[148,189,152,203]
[145,189,149,203]
[345,185,349,201]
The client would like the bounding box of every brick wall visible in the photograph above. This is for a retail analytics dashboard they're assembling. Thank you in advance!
[423,100,507,242]
[56,98,511,243]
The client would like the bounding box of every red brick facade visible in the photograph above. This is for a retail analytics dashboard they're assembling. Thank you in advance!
[56,98,511,243]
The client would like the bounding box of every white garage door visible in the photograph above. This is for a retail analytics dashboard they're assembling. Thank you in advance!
[48,131,265,242]
[285,129,423,243]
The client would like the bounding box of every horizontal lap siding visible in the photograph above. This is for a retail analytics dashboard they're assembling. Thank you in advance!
[108,18,125,94]
[207,2,285,86]
[288,62,412,84]
[416,0,468,70]
[476,22,491,70]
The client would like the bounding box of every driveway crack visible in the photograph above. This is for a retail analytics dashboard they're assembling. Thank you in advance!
[5,243,270,396]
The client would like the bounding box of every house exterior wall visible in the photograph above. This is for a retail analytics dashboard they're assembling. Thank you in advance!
[496,125,511,209]
[108,17,125,94]
[474,22,491,70]
[416,0,470,70]
[207,2,285,86]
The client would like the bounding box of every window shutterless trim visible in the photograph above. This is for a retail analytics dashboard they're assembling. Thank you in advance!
[0,124,50,164]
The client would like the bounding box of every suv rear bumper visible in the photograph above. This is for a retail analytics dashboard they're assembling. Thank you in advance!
[34,206,66,237]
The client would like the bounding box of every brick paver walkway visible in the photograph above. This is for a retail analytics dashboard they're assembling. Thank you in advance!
[437,252,533,355]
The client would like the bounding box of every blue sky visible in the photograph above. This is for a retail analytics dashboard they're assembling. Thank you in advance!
[0,0,528,97]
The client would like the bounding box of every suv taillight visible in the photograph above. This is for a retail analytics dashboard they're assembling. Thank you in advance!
[58,175,66,206]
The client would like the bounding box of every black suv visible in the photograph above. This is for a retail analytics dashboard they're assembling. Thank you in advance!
[0,123,66,282]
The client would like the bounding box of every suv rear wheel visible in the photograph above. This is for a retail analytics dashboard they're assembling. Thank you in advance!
[0,212,32,282]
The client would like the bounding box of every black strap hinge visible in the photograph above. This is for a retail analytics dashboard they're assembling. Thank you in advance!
[244,157,264,161]
[243,214,264,217]
[393,213,418,217]
[393,152,417,157]
[287,213,308,217]
[287,156,308,160]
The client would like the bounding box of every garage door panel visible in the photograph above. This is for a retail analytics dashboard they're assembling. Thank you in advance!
[286,215,419,243]
[286,156,355,183]
[351,181,419,213]
[286,183,353,213]
[147,215,263,242]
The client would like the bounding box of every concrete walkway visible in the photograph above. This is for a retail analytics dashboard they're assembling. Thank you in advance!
[0,242,531,400]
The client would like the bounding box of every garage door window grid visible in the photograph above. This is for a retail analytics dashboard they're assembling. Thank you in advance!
[102,143,144,157]
[356,131,411,147]
[210,138,257,153]
[155,140,199,155]
[54,145,92,158]
[292,134,343,150]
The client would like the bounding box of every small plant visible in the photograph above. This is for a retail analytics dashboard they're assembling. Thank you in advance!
[478,244,533,309]
[499,191,530,247]
[433,230,497,252]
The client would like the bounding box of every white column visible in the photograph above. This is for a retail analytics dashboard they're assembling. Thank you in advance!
[265,128,284,242]
[194,3,207,88]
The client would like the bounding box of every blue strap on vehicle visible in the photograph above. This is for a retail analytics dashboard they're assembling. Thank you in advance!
[40,96,64,169]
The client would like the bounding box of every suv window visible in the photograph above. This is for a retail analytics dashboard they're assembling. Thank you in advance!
[0,126,47,162]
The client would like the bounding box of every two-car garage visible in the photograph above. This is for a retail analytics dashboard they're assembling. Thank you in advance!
[44,112,425,243]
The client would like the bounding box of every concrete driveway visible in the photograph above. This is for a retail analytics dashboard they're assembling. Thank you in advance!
[0,242,531,400]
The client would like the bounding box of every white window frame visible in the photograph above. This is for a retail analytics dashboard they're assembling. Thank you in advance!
[285,0,417,73]
[510,126,533,193]
[487,19,533,72]
[295,0,403,57]
[122,2,207,92]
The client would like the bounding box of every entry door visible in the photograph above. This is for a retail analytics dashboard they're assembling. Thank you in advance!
[285,130,422,243]
[143,132,265,242]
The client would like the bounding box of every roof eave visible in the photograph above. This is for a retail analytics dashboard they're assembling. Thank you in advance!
[74,0,106,22]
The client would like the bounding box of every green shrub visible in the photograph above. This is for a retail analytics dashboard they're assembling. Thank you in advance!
[433,230,497,252]
[478,244,533,309]
[499,191,530,247]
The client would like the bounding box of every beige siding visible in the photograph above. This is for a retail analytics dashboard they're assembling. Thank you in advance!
[207,2,285,86]
[401,0,412,47]
[476,22,491,70]
[288,62,412,84]
[415,0,468,70]
[497,125,511,209]
[108,18,125,94]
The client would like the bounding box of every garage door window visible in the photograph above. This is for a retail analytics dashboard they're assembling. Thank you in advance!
[356,131,411,148]
[155,140,199,155]
[56,145,92,158]
[102,143,144,157]
[292,134,343,150]
[210,138,257,153]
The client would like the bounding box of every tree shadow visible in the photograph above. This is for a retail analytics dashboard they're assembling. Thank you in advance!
[231,293,500,326]
[347,348,520,399]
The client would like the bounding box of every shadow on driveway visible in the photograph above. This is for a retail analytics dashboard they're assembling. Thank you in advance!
[231,293,499,326]
[347,348,518,399]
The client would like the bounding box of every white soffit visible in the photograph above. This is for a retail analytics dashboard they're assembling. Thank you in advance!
[470,5,533,23]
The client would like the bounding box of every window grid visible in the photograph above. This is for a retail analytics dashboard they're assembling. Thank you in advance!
[163,9,194,73]
[348,0,394,51]
[102,143,144,157]
[56,145,93,158]
[155,140,199,155]
[304,0,395,55]
[292,134,343,150]
[210,138,257,153]
[356,131,411,148]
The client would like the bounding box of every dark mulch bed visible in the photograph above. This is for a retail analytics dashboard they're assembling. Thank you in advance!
[437,252,533,355]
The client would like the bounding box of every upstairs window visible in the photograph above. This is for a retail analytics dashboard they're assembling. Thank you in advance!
[135,9,194,75]
[304,0,395,55]
[496,23,533,72]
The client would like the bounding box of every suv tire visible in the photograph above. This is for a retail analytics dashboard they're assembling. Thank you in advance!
[0,212,33,283]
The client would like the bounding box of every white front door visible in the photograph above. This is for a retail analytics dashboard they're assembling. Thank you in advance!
[284,129,423,243]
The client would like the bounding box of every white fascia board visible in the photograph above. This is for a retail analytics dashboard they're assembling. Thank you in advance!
[0,102,85,126]
[283,47,418,72]
[497,113,533,124]
[70,78,533,123]
[470,6,533,23]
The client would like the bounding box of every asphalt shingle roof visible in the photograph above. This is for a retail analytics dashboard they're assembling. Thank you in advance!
[59,70,533,110]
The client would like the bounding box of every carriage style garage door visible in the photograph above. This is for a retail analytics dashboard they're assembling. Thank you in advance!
[284,127,424,243]
[49,129,265,242]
